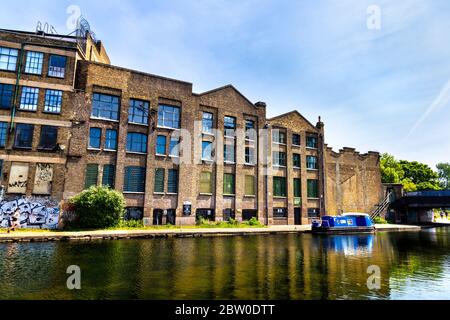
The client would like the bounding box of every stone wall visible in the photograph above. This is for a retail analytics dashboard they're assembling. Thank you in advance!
[325,146,382,215]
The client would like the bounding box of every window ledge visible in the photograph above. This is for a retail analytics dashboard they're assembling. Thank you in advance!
[153,192,165,195]
[87,147,102,151]
[123,192,145,195]
[245,138,256,143]
[90,117,119,123]
[273,196,287,199]
[244,163,256,167]
[13,147,32,150]
[307,197,320,200]
[129,122,149,127]
[103,149,117,152]
[293,167,301,170]
[155,154,166,157]
[42,111,62,115]
[244,195,256,198]
[224,135,236,140]
[166,193,178,195]
[127,151,148,155]
[273,165,287,169]
[306,147,318,150]
[199,193,213,196]
[273,142,287,146]
[202,159,214,163]
[157,126,180,131]
[307,168,319,171]
[202,132,215,136]
[292,144,301,148]
[223,194,236,197]
[169,155,180,158]
[224,161,236,165]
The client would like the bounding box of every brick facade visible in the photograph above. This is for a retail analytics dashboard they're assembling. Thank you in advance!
[0,28,383,226]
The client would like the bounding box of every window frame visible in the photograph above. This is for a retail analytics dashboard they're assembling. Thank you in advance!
[105,129,118,151]
[48,54,67,78]
[307,179,319,199]
[273,151,287,167]
[202,141,213,161]
[85,164,99,189]
[44,89,63,114]
[0,122,8,148]
[19,86,39,111]
[306,155,318,170]
[167,169,178,194]
[14,123,34,149]
[199,171,213,194]
[157,104,180,129]
[128,99,149,125]
[224,116,236,138]
[24,51,44,75]
[124,166,146,193]
[155,135,167,156]
[273,176,287,197]
[91,93,120,121]
[154,168,165,193]
[88,127,102,150]
[292,133,301,146]
[0,83,14,109]
[293,153,301,169]
[38,125,58,151]
[223,173,235,196]
[306,135,318,149]
[202,112,214,134]
[126,132,148,154]
[0,47,18,71]
[245,175,256,196]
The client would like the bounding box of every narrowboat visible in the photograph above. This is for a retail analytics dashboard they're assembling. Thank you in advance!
[311,213,375,234]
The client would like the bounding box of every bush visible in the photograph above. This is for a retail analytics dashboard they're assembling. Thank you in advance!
[117,219,144,229]
[245,217,261,226]
[373,216,388,224]
[69,186,126,229]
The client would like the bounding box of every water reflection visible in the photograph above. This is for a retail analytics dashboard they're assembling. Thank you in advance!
[0,228,449,300]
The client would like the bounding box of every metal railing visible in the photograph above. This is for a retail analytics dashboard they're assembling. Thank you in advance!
[370,191,393,220]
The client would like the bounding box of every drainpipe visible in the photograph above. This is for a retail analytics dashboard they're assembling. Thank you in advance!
[9,43,25,133]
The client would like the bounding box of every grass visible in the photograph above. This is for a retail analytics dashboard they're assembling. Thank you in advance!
[1,218,267,233]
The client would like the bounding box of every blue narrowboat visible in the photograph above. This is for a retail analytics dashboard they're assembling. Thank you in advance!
[311,213,375,234]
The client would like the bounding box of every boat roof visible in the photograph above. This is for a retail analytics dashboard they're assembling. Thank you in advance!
[342,212,370,217]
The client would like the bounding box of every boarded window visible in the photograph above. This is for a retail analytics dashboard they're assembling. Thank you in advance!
[167,169,178,194]
[33,163,53,195]
[85,164,99,189]
[200,172,212,194]
[102,164,115,188]
[8,162,29,194]
[245,175,255,196]
[154,168,165,193]
[124,166,145,192]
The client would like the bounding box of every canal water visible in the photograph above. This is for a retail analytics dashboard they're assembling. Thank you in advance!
[0,227,449,300]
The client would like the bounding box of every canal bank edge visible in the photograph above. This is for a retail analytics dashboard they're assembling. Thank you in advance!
[0,224,429,243]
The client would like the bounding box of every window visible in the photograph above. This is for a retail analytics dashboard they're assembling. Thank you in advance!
[294,178,301,198]
[245,175,255,196]
[245,120,256,141]
[273,177,287,197]
[202,141,213,161]
[105,129,117,150]
[25,51,44,74]
[124,166,146,192]
[20,87,39,111]
[127,132,148,153]
[202,112,213,134]
[273,208,288,218]
[307,135,318,149]
[44,90,62,113]
[273,151,287,167]
[200,172,212,194]
[48,55,66,78]
[85,164,99,189]
[292,134,301,146]
[308,208,320,218]
[89,128,101,149]
[102,164,115,188]
[245,147,255,165]
[224,142,235,163]
[0,83,13,109]
[38,126,58,150]
[92,93,119,121]
[0,122,8,147]
[156,135,167,155]
[154,168,165,193]
[224,116,236,137]
[293,153,301,168]
[307,156,318,170]
[14,123,33,149]
[307,179,319,198]
[0,47,18,71]
[223,173,235,195]
[168,169,178,194]
[272,130,286,144]
[129,99,149,125]
[158,104,180,129]
[169,136,180,157]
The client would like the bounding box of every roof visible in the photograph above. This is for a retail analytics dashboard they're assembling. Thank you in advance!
[195,84,256,108]
[267,110,318,131]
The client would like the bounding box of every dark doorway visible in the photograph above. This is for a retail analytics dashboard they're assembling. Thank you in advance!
[242,210,257,221]
[196,209,215,222]
[167,209,176,225]
[223,209,235,221]
[294,208,302,225]
[153,209,163,225]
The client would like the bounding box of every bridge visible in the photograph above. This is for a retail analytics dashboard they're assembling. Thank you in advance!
[388,190,450,224]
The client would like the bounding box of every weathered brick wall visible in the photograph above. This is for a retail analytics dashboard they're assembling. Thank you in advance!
[325,146,383,215]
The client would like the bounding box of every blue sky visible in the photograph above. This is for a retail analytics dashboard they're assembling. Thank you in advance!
[1,0,449,168]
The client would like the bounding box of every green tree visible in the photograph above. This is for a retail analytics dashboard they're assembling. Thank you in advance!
[380,153,441,192]
[436,163,450,189]
[69,186,126,229]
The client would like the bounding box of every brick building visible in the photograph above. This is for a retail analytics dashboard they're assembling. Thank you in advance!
[0,26,383,227]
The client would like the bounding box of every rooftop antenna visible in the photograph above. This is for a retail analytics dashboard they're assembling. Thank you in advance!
[35,21,58,35]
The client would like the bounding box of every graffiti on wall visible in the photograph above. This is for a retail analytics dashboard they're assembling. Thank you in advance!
[0,196,60,229]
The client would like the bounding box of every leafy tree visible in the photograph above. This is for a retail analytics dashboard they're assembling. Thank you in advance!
[380,153,441,192]
[69,186,126,229]
[436,163,450,189]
